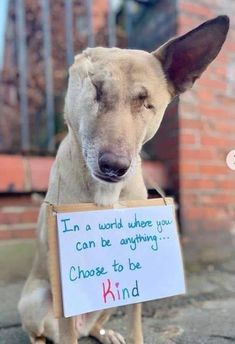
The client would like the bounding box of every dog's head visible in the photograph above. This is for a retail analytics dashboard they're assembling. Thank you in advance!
[65,16,229,184]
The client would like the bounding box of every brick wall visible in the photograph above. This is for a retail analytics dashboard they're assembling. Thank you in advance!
[177,0,235,258]
[141,0,235,259]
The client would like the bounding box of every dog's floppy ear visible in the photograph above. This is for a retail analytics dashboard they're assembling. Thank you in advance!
[152,15,229,96]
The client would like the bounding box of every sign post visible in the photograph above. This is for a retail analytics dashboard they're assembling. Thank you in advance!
[47,198,185,318]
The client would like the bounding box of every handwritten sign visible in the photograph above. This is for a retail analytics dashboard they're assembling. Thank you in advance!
[49,199,185,318]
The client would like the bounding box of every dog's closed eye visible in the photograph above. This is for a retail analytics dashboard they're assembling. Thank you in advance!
[135,90,155,111]
[144,103,155,110]
[93,82,103,102]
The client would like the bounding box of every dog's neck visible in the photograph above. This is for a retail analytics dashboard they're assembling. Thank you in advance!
[45,131,129,206]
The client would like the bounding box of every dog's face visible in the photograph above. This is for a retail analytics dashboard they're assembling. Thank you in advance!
[65,16,229,184]
[66,48,171,183]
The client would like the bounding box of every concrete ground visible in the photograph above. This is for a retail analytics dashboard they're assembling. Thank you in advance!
[1,239,235,344]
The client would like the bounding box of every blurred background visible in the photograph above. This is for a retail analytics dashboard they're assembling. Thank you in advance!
[0,2,235,343]
[0,0,235,264]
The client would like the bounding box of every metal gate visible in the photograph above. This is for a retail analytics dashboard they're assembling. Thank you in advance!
[1,0,118,153]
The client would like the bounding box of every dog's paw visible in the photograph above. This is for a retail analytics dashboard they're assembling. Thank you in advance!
[94,328,126,344]
[29,335,46,344]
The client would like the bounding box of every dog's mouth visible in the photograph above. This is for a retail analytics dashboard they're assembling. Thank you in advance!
[93,172,123,183]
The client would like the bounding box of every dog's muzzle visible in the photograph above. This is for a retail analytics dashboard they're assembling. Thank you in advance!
[95,151,131,183]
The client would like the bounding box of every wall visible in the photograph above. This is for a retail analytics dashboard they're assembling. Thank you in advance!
[177,0,235,260]
[135,0,235,259]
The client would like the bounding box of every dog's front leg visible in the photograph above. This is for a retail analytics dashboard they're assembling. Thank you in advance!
[126,303,143,344]
[89,309,126,344]
[59,317,77,344]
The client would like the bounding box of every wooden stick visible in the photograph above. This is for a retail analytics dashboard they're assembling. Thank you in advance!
[47,204,63,317]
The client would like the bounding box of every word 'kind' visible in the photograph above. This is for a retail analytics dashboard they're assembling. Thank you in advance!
[102,279,139,304]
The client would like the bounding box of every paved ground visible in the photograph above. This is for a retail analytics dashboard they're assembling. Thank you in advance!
[1,240,235,344]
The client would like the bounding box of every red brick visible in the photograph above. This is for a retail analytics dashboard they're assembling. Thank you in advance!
[214,66,227,79]
[21,209,38,223]
[0,155,54,192]
[186,207,222,220]
[214,105,235,119]
[196,88,216,103]
[213,121,235,135]
[200,164,228,175]
[0,195,36,206]
[225,40,235,52]
[200,136,234,148]
[0,207,38,225]
[0,155,24,192]
[184,207,203,220]
[198,179,217,189]
[28,157,54,191]
[0,230,12,240]
[180,119,202,130]
[198,106,224,119]
[218,179,235,189]
[199,77,227,91]
[198,193,235,205]
[216,95,235,108]
[177,0,235,234]
[180,148,216,161]
[180,133,198,145]
[179,2,213,17]
[181,179,216,190]
[180,163,200,174]
[11,229,36,239]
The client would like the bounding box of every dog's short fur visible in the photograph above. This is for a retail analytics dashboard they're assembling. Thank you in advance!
[18,16,229,344]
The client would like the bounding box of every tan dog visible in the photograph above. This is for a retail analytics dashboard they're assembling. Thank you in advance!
[18,16,229,344]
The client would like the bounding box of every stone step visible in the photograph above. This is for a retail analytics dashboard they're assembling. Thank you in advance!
[0,224,36,240]
[0,205,39,240]
[0,206,39,225]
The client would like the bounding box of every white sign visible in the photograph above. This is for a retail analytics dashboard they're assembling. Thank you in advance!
[56,205,185,317]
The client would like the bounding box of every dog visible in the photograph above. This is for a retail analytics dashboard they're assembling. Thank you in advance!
[18,16,229,344]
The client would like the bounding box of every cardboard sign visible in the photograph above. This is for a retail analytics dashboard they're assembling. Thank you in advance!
[47,198,185,318]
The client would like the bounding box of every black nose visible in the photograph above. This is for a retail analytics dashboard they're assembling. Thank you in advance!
[98,152,130,178]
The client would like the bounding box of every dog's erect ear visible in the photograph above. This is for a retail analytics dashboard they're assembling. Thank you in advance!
[152,15,229,96]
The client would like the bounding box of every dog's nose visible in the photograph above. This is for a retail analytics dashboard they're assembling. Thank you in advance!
[98,152,130,177]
